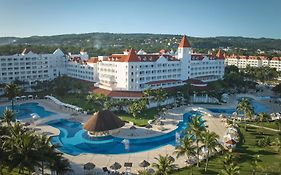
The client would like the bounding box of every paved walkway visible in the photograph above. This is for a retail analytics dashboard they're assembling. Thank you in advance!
[29,102,227,175]
[247,124,281,132]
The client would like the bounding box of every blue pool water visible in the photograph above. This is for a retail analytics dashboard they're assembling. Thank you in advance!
[0,100,269,155]
[207,98,268,115]
[49,111,202,155]
[0,102,56,120]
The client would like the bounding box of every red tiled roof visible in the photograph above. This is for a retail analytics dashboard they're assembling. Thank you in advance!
[146,79,180,85]
[92,88,143,98]
[178,35,191,48]
[225,139,237,145]
[216,49,224,60]
[108,51,178,63]
[87,57,99,63]
[124,48,139,62]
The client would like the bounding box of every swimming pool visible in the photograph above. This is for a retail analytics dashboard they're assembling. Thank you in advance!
[0,102,56,120]
[49,111,202,155]
[207,98,268,115]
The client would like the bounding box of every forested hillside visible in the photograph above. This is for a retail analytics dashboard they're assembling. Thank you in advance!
[0,33,281,57]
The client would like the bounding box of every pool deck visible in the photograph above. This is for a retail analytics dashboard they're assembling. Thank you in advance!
[25,100,228,174]
[4,94,279,174]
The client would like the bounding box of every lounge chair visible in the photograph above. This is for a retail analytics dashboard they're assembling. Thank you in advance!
[102,167,110,173]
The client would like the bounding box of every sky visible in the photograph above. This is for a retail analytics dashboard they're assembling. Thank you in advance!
[0,0,280,39]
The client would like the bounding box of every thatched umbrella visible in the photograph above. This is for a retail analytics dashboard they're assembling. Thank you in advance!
[83,110,125,133]
[145,124,152,129]
[139,160,150,170]
[130,125,137,130]
[84,162,95,171]
[110,162,122,171]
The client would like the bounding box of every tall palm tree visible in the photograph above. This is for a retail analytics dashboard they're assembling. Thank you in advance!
[187,116,206,167]
[3,127,40,174]
[4,83,20,110]
[250,155,261,175]
[1,109,16,125]
[174,136,196,163]
[49,154,72,175]
[271,137,281,152]
[152,154,176,175]
[35,134,56,175]
[220,153,240,175]
[200,130,221,173]
[236,98,254,130]
[257,112,270,134]
[153,88,167,112]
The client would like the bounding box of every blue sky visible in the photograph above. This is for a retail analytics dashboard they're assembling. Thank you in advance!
[0,0,280,38]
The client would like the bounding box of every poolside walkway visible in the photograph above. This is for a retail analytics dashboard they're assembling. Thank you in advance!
[29,101,227,174]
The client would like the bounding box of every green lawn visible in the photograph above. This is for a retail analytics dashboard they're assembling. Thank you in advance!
[249,121,280,130]
[118,108,158,126]
[172,125,281,175]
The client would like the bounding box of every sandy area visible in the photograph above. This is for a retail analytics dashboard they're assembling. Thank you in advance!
[2,92,279,174]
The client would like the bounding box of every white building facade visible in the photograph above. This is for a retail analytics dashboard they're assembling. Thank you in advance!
[93,36,225,95]
[0,35,226,98]
[0,48,67,85]
[225,55,281,71]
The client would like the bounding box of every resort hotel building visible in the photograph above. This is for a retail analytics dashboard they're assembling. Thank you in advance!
[0,48,67,85]
[0,35,225,98]
[225,54,281,71]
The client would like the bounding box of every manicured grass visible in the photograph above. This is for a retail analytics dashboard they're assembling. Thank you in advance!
[172,125,281,175]
[118,108,158,126]
[57,93,96,111]
[250,121,280,130]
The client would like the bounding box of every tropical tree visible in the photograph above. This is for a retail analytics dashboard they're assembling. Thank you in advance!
[128,99,148,118]
[35,134,57,175]
[271,137,281,152]
[250,155,262,175]
[3,124,40,174]
[220,153,240,175]
[174,136,196,163]
[200,130,221,172]
[257,112,270,134]
[1,109,16,125]
[49,154,72,175]
[152,154,176,175]
[137,169,151,175]
[4,83,20,110]
[187,116,206,167]
[153,88,168,112]
[86,93,109,111]
[236,98,254,130]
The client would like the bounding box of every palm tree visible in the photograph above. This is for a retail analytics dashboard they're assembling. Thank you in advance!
[152,154,176,175]
[35,134,56,175]
[200,130,221,173]
[153,88,167,112]
[174,135,196,161]
[250,155,261,175]
[4,83,20,110]
[257,112,270,134]
[3,126,40,174]
[1,109,16,125]
[220,153,240,175]
[137,169,151,175]
[187,116,206,167]
[236,98,254,130]
[271,137,281,152]
[49,154,72,175]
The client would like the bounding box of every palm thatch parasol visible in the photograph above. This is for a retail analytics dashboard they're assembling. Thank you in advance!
[145,124,152,129]
[110,162,122,171]
[83,110,125,132]
[139,160,150,169]
[84,162,95,170]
